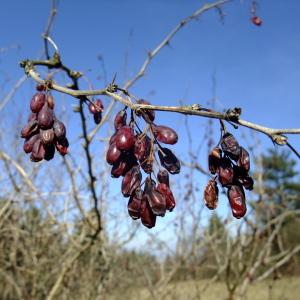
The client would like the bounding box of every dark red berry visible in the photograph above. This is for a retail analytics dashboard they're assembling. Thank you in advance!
[93,112,102,125]
[23,134,40,154]
[208,147,222,175]
[55,138,69,156]
[111,160,127,178]
[44,144,55,161]
[111,153,137,178]
[140,198,156,229]
[36,84,46,92]
[156,183,176,211]
[227,185,247,219]
[238,147,250,172]
[114,110,127,130]
[38,102,54,129]
[251,16,262,26]
[221,133,240,159]
[238,175,254,191]
[122,165,142,197]
[218,157,234,186]
[143,177,166,217]
[30,93,46,113]
[158,147,181,175]
[53,120,66,141]
[40,128,55,145]
[30,138,45,162]
[89,99,104,114]
[157,169,169,187]
[106,142,122,165]
[109,133,117,145]
[115,126,135,151]
[152,124,178,145]
[134,134,151,161]
[128,188,143,220]
[21,120,39,139]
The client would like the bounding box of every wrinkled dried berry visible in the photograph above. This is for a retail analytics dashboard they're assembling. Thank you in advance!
[238,147,250,172]
[221,133,240,159]
[128,188,143,220]
[218,157,234,186]
[30,138,45,162]
[21,120,39,139]
[157,183,176,211]
[38,102,54,129]
[53,120,66,141]
[203,179,219,210]
[158,147,180,174]
[23,134,40,154]
[208,147,222,174]
[140,198,156,228]
[40,128,55,145]
[122,166,142,197]
[30,93,46,113]
[238,175,254,191]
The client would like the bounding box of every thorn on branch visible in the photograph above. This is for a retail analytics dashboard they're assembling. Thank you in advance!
[106,83,118,93]
[225,107,242,122]
[69,71,83,79]
[191,104,202,111]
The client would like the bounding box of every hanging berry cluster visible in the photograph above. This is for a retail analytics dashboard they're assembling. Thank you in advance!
[204,132,254,219]
[20,85,69,161]
[106,99,179,228]
[88,99,104,125]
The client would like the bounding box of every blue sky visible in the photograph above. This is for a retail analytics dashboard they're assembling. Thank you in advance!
[1,0,300,143]
[1,0,300,246]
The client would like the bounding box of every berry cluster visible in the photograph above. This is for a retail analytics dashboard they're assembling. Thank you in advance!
[106,100,179,228]
[204,132,254,219]
[88,99,104,124]
[20,85,69,161]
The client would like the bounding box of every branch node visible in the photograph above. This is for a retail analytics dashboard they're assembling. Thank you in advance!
[20,60,35,76]
[106,83,118,93]
[272,134,287,146]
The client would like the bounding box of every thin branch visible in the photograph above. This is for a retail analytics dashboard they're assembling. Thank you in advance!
[0,75,27,112]
[123,0,232,89]
[21,64,300,156]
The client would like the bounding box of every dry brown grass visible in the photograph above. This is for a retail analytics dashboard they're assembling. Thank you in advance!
[108,277,300,300]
